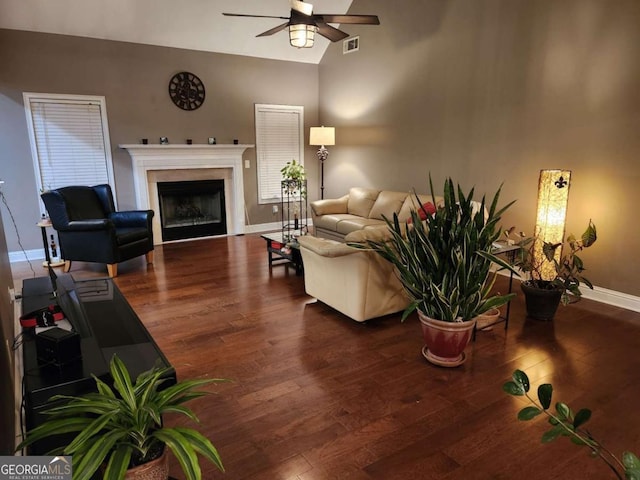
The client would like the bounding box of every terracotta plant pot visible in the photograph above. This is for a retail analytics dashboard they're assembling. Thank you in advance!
[125,447,169,480]
[418,311,477,367]
[475,307,500,331]
[521,281,563,321]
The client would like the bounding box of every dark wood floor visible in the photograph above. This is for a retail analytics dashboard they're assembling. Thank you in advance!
[12,234,640,479]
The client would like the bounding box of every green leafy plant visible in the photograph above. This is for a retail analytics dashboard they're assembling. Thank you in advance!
[17,355,227,480]
[507,221,597,304]
[353,176,516,322]
[280,159,306,197]
[503,369,640,480]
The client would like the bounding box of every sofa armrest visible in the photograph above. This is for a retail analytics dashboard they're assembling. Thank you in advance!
[310,195,349,216]
[297,235,358,258]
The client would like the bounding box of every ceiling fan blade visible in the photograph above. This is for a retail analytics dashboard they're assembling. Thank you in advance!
[256,22,291,37]
[290,0,313,16]
[316,23,349,42]
[223,13,289,20]
[317,14,380,25]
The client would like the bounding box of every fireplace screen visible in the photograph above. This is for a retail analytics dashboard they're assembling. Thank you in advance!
[157,179,226,241]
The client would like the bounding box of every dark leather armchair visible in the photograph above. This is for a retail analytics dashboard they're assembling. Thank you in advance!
[41,184,154,277]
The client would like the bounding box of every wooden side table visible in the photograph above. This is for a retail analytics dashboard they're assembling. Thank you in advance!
[37,219,65,268]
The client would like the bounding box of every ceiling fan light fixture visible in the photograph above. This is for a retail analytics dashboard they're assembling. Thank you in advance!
[289,24,316,48]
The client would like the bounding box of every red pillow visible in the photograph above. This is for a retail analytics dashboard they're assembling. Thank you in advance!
[407,202,436,223]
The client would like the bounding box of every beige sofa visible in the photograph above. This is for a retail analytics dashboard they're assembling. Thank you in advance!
[310,187,443,241]
[298,235,409,322]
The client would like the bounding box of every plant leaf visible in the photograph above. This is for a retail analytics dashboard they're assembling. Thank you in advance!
[173,427,225,472]
[518,406,542,421]
[503,381,525,396]
[556,402,571,421]
[512,370,530,392]
[153,429,200,480]
[103,444,132,480]
[573,408,592,429]
[541,425,564,443]
[537,384,553,410]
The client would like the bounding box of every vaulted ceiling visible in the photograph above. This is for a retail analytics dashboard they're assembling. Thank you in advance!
[0,0,355,64]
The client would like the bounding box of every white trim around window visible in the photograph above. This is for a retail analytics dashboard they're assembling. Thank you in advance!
[23,93,116,214]
[254,104,304,205]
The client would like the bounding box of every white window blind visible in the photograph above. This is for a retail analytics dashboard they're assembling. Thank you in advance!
[255,104,304,204]
[23,94,115,207]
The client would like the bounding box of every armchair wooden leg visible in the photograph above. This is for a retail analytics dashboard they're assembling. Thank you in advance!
[145,251,154,265]
[107,264,118,278]
[63,261,71,273]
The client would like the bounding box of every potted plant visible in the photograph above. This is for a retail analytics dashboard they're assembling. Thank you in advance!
[17,355,226,480]
[280,159,306,197]
[354,176,516,367]
[503,369,640,479]
[280,159,307,238]
[507,221,597,320]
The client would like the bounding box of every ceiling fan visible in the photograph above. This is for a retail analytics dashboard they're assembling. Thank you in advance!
[223,0,380,48]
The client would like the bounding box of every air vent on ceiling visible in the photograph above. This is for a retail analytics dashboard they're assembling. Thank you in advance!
[343,36,359,54]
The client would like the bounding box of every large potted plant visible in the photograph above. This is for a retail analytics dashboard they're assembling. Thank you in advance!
[355,176,516,367]
[17,355,226,480]
[508,221,597,320]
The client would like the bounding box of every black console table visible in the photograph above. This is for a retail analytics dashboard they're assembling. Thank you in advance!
[21,274,175,454]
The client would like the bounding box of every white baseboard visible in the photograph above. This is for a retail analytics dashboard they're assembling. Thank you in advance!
[496,269,640,314]
[9,248,43,263]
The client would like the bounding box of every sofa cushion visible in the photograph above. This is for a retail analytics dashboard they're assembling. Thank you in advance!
[313,214,355,232]
[336,217,385,235]
[347,187,380,218]
[368,190,408,220]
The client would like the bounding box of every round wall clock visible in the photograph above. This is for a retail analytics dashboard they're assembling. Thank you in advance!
[168,71,206,111]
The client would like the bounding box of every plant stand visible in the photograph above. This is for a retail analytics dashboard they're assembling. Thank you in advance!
[281,179,307,242]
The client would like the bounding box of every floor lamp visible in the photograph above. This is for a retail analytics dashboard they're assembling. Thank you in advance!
[534,169,571,280]
[310,126,335,199]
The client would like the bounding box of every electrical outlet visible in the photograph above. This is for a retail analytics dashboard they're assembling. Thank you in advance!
[272,205,278,214]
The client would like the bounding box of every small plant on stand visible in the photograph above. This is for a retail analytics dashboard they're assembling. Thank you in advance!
[503,369,640,479]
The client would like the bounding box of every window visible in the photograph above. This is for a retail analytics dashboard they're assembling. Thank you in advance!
[255,104,304,204]
[23,93,115,212]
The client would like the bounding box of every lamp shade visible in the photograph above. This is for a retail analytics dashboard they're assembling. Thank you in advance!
[289,24,316,48]
[534,169,571,280]
[309,126,335,146]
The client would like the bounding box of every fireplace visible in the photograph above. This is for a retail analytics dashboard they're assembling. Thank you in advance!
[119,144,254,245]
[157,180,226,241]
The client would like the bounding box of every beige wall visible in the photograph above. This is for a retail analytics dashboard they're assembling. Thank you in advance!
[0,28,320,253]
[318,0,640,296]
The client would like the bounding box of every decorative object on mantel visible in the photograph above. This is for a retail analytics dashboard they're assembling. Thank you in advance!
[310,126,335,199]
[141,138,148,145]
[186,139,192,145]
[159,137,169,145]
[168,71,206,111]
[208,137,216,145]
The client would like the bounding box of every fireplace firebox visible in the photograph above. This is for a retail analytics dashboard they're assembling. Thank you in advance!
[157,180,226,241]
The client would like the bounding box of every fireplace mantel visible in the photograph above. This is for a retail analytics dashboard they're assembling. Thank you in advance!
[120,144,254,242]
